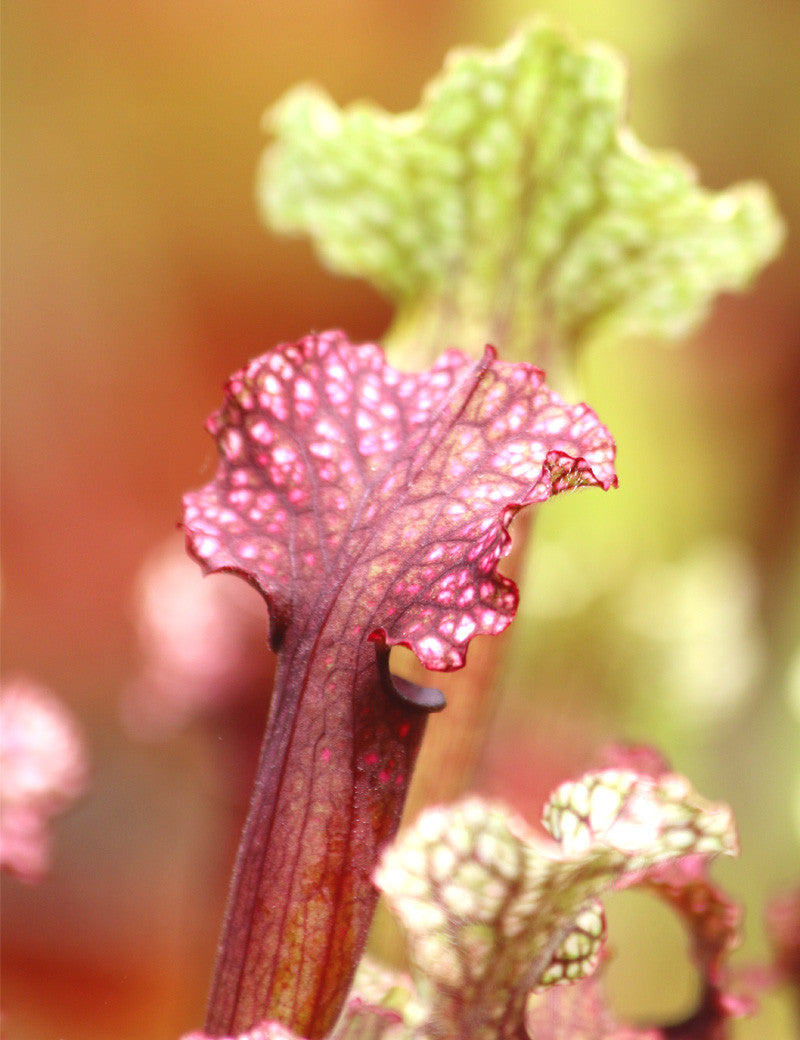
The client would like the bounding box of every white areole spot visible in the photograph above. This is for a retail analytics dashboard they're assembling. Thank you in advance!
[309,441,335,459]
[294,378,315,401]
[417,635,444,659]
[454,617,476,642]
[221,429,243,460]
[442,881,478,918]
[272,445,298,466]
[194,535,219,558]
[249,420,273,444]
[588,783,623,835]
[430,843,457,882]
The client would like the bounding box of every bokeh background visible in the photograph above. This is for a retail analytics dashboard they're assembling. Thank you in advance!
[2,2,798,1037]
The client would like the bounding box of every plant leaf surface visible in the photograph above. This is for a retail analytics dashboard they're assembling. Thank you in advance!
[259,22,783,363]
[184,331,616,669]
[375,770,737,1039]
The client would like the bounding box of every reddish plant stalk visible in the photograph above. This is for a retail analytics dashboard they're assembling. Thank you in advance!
[204,630,432,1039]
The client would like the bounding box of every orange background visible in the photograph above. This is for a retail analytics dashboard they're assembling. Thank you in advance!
[3,3,799,1038]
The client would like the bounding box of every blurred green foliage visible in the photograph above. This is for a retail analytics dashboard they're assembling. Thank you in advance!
[260,21,782,370]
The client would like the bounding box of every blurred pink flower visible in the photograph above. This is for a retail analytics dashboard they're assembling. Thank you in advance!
[181,1027,297,1040]
[0,677,88,882]
[121,538,270,738]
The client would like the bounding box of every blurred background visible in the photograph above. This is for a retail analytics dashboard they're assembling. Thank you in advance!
[2,1,798,1037]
